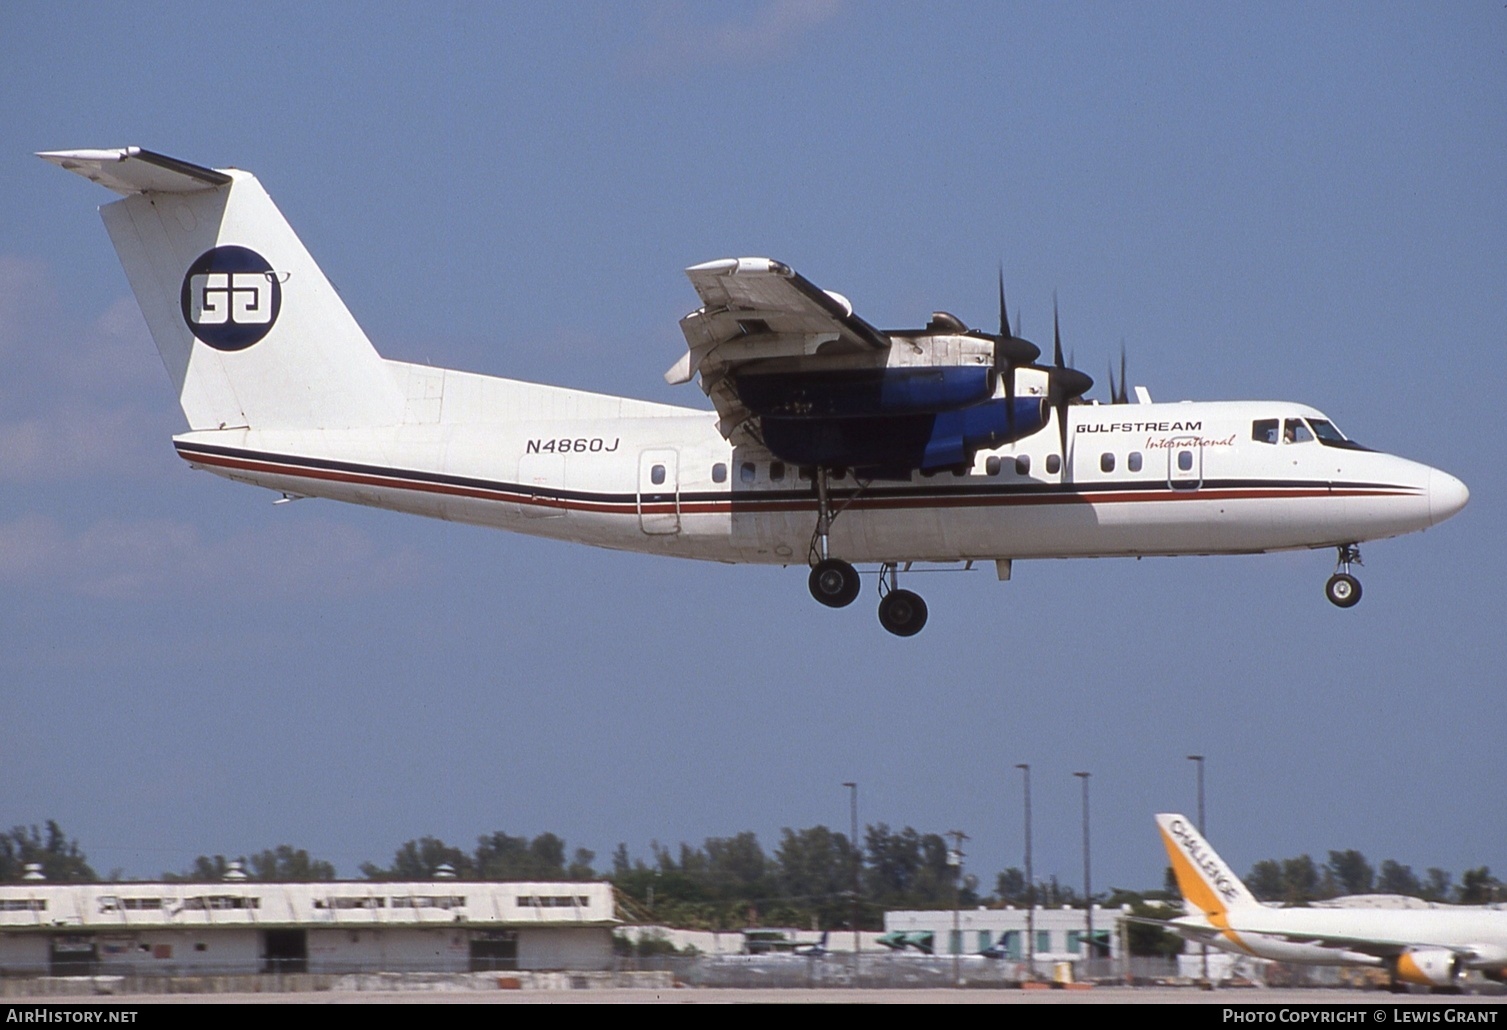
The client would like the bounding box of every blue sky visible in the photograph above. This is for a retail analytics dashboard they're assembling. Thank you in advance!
[3,2,1503,895]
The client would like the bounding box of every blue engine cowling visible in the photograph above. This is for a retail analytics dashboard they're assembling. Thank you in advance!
[737,367,995,419]
[761,396,1049,472]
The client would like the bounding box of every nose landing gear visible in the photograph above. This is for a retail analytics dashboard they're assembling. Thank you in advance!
[1325,544,1363,608]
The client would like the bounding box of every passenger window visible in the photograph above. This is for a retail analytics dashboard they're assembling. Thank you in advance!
[769,462,785,482]
[712,462,727,484]
[739,462,756,484]
[651,464,666,485]
[985,456,1001,476]
[1178,450,1193,472]
[1253,419,1279,444]
[798,466,812,482]
[1100,453,1115,473]
[1046,454,1061,475]
[1284,419,1312,444]
[1128,451,1142,473]
[1015,455,1031,475]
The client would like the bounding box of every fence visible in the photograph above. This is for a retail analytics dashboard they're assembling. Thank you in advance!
[617,952,1185,989]
[2,954,1192,996]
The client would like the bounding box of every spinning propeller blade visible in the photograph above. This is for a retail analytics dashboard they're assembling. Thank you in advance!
[989,268,1041,435]
[1046,294,1093,464]
[998,267,1014,429]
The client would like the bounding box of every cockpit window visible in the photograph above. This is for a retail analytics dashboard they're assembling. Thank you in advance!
[1307,417,1372,451]
[1252,419,1279,445]
[1283,419,1313,444]
[1308,419,1344,443]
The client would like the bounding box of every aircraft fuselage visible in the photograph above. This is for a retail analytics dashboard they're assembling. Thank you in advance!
[173,369,1464,569]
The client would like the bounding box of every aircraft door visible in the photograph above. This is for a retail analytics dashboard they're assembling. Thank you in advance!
[1167,437,1203,490]
[638,449,680,534]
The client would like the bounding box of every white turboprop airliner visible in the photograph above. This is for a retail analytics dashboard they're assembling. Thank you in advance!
[1155,813,1507,990]
[40,148,1469,636]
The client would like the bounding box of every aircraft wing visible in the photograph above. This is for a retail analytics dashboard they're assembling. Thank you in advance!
[1124,911,1207,933]
[1218,918,1463,958]
[670,257,891,443]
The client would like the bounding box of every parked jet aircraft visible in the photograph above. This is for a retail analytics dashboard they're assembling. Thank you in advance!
[41,148,1469,635]
[791,931,829,957]
[1155,813,1507,990]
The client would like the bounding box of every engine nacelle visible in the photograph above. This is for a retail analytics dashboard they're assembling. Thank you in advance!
[1393,949,1461,987]
[760,397,1049,472]
[737,366,995,419]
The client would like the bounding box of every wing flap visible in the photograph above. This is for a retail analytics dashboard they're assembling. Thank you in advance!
[683,257,888,349]
[676,257,892,442]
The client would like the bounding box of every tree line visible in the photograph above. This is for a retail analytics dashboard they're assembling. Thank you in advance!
[3,821,1499,935]
[1242,848,1501,906]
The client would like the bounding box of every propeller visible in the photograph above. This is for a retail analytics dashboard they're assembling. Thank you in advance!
[1107,342,1129,405]
[1046,294,1093,462]
[993,269,1040,364]
[985,269,1041,434]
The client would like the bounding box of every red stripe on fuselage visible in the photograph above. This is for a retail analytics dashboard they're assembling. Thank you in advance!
[177,447,1418,518]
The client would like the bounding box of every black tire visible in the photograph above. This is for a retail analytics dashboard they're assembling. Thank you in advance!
[809,558,861,608]
[877,589,928,637]
[1325,573,1362,608]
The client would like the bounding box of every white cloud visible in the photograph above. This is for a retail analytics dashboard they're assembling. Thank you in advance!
[0,514,419,601]
[629,0,843,72]
[56,296,161,398]
[0,257,166,481]
[0,255,54,348]
[0,405,162,482]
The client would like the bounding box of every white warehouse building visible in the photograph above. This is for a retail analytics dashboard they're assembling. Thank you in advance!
[0,880,618,976]
[883,905,1127,963]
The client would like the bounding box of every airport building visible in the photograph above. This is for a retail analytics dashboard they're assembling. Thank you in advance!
[0,880,617,976]
[882,905,1127,963]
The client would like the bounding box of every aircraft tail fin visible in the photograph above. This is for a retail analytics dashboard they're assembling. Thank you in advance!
[39,147,403,432]
[1155,813,1260,919]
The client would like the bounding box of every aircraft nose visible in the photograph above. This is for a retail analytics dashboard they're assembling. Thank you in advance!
[1428,469,1469,525]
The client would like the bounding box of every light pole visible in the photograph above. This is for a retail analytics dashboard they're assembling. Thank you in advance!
[1187,755,1205,834]
[946,829,968,987]
[1187,754,1208,984]
[1074,771,1092,977]
[1015,763,1034,980]
[842,781,859,969]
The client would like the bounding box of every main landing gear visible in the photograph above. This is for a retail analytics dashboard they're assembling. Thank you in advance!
[877,563,928,637]
[1325,544,1363,608]
[807,467,862,608]
[805,467,927,636]
[809,558,861,608]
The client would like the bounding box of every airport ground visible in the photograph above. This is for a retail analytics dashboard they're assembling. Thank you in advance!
[6,986,1504,1005]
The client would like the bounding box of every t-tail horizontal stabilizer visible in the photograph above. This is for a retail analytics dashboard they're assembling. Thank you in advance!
[39,147,404,433]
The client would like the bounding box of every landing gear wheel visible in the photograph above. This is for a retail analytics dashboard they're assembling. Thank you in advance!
[1325,573,1362,608]
[809,559,861,608]
[877,589,928,637]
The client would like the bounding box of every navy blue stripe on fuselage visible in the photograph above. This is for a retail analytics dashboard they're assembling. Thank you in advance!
[173,441,1420,515]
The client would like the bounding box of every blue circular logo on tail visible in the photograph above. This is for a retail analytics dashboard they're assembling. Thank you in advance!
[180,246,281,351]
